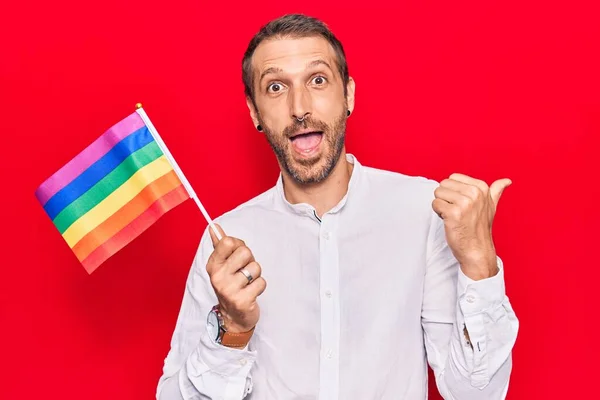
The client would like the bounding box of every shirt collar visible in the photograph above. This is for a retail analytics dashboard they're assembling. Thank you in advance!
[274,153,362,219]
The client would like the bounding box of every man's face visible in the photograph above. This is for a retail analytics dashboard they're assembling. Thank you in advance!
[248,36,355,184]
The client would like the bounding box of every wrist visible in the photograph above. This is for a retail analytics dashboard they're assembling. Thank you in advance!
[207,305,255,349]
[460,253,498,280]
[220,310,254,333]
[226,321,255,334]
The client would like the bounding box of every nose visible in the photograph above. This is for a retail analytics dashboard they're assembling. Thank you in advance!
[290,86,312,122]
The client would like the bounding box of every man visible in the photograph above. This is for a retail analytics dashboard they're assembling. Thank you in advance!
[156,13,519,400]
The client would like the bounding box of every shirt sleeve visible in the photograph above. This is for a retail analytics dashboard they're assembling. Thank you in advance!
[156,225,257,400]
[421,209,519,399]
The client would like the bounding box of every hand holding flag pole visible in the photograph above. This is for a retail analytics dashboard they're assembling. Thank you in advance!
[134,103,222,242]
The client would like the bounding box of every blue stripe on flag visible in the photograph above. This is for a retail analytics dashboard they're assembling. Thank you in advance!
[43,126,154,219]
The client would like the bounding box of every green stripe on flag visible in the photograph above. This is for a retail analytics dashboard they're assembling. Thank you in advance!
[53,141,164,233]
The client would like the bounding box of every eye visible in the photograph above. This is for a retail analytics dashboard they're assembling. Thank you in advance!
[267,82,284,93]
[311,75,327,85]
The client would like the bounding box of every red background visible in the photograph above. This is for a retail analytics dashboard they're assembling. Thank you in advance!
[1,1,598,398]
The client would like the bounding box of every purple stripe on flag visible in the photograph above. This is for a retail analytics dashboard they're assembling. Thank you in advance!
[35,112,146,206]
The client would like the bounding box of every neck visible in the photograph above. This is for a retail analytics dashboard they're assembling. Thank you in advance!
[281,150,353,218]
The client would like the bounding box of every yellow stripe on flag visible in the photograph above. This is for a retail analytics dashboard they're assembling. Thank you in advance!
[62,156,174,247]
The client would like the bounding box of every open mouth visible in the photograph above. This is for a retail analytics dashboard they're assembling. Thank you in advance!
[290,131,323,154]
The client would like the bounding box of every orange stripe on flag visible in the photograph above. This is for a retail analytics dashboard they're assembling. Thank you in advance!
[80,185,189,274]
[72,170,185,262]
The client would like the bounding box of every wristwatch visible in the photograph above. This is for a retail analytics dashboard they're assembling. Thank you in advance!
[207,305,255,349]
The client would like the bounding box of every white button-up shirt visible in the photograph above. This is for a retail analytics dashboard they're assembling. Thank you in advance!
[157,154,519,400]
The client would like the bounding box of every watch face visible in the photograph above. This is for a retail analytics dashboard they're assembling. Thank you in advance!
[207,310,220,342]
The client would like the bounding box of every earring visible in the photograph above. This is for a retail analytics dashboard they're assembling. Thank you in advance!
[347,110,351,117]
[257,124,263,132]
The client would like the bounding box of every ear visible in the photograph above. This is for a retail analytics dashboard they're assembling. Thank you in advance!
[346,76,356,114]
[246,97,260,127]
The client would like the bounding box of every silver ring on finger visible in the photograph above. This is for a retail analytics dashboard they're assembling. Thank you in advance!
[238,268,253,284]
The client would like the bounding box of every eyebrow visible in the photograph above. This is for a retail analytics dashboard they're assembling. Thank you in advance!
[258,59,334,84]
[306,59,333,71]
[259,67,283,83]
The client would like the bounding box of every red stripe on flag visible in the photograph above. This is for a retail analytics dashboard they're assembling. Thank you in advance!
[80,185,189,274]
[72,170,184,262]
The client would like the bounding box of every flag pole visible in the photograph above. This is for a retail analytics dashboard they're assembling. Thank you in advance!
[134,103,222,241]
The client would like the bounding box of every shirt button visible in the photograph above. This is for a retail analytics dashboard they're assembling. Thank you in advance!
[239,358,247,365]
[323,231,331,240]
[466,294,476,303]
[325,349,333,359]
[325,290,332,298]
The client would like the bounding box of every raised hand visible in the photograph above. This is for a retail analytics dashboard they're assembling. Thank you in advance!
[432,173,512,280]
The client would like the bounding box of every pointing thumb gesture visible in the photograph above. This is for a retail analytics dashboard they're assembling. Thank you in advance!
[490,178,512,207]
[432,173,512,279]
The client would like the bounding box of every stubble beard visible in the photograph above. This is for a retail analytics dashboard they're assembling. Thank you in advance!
[260,110,347,185]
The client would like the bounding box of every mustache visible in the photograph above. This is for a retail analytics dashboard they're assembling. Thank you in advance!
[282,117,329,138]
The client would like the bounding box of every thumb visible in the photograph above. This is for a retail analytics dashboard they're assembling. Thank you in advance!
[208,223,226,248]
[490,178,512,206]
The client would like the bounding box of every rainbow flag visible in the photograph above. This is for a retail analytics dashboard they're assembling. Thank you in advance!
[35,108,191,274]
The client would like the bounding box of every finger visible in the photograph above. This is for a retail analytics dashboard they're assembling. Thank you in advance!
[441,178,484,200]
[434,185,470,206]
[208,223,226,248]
[244,276,267,298]
[233,261,262,289]
[448,173,488,194]
[212,236,245,264]
[224,245,255,275]
[489,178,512,206]
[432,198,453,219]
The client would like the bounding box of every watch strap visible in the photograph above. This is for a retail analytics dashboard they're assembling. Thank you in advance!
[221,326,255,348]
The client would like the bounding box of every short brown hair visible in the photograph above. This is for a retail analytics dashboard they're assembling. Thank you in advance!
[242,14,350,103]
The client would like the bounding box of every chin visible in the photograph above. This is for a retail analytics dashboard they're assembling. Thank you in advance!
[286,152,336,184]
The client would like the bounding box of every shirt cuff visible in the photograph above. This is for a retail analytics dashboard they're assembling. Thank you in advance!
[186,323,257,378]
[457,256,506,316]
